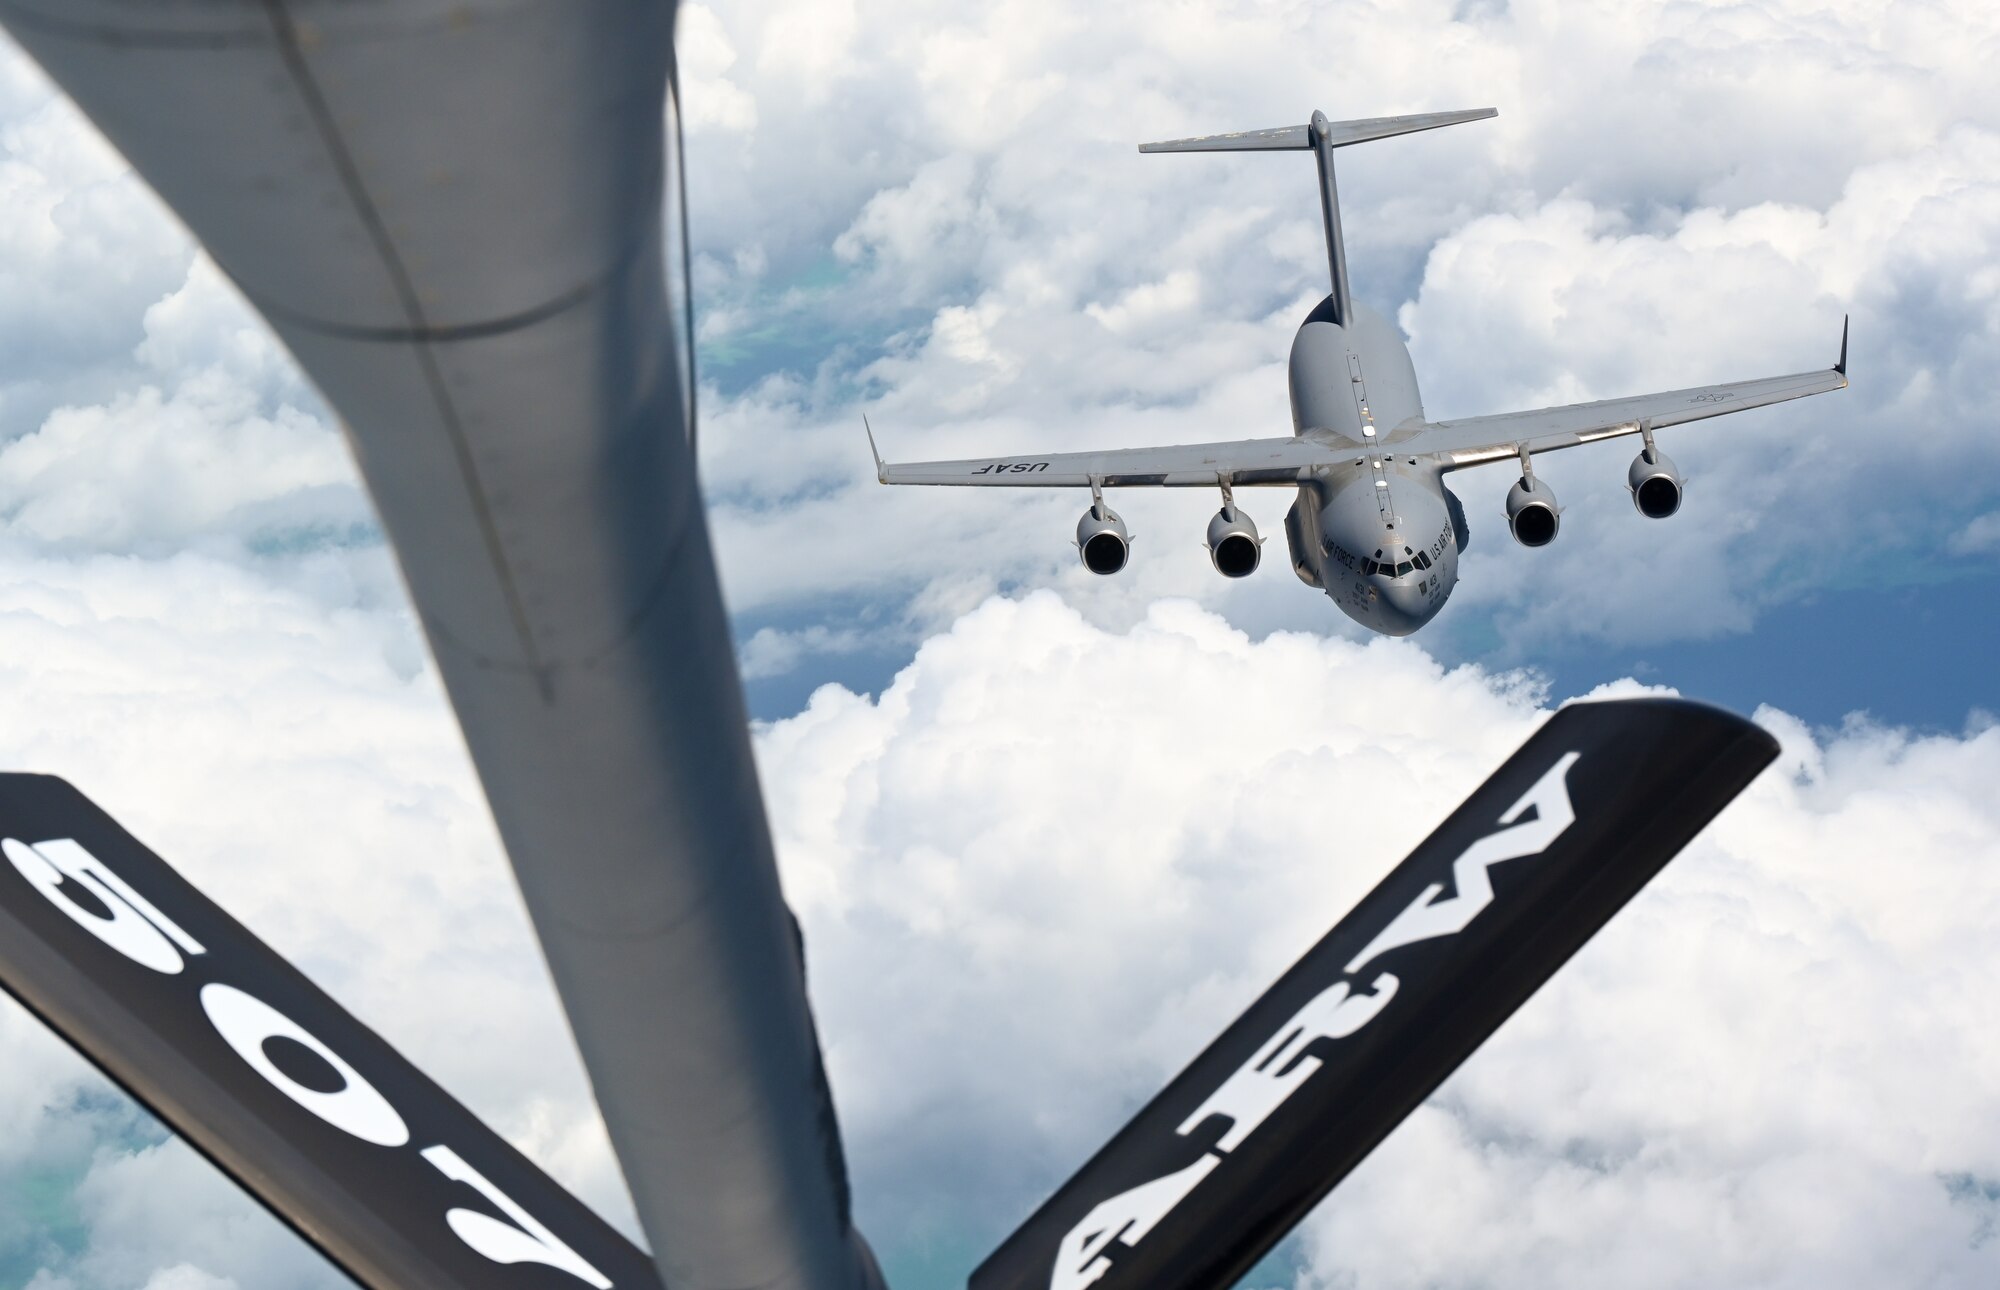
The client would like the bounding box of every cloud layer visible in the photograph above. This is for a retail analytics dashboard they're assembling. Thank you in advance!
[8,563,2000,1287]
[759,594,2000,1287]
[0,1,1996,1286]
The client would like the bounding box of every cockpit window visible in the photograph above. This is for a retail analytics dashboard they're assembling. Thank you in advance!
[1361,557,1422,579]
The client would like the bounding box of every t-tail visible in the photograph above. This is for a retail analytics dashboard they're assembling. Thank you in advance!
[970,696,1777,1290]
[0,775,666,1290]
[1140,108,1496,328]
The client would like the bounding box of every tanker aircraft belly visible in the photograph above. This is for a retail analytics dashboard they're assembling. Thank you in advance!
[873,108,1849,636]
[0,5,878,1290]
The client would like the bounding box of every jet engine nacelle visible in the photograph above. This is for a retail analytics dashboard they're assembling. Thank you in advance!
[1627,447,1684,519]
[1076,504,1130,575]
[1206,506,1261,578]
[1505,474,1560,548]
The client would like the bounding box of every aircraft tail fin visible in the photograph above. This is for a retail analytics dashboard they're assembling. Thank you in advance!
[1140,108,1495,328]
[969,697,1776,1290]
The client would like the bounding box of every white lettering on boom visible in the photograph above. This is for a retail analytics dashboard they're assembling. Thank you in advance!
[1047,752,1581,1290]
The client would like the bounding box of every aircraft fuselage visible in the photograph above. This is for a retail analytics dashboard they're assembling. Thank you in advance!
[1281,297,1462,636]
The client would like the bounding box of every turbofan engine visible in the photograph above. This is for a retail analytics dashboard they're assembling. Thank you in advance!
[1076,503,1130,575]
[1505,474,1560,547]
[1627,446,1684,519]
[1206,504,1261,578]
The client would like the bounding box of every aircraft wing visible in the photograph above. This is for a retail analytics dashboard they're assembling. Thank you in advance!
[872,431,1344,487]
[0,773,664,1290]
[1396,323,1849,469]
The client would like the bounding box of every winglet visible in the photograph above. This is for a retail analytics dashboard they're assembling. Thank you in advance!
[863,415,886,483]
[1835,315,1849,380]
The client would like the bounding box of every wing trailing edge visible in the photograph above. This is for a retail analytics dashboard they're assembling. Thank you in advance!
[971,696,1778,1290]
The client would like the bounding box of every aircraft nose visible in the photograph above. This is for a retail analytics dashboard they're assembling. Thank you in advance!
[1376,579,1437,635]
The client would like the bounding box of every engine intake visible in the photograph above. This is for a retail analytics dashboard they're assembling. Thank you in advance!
[1076,503,1130,575]
[1505,474,1560,548]
[1206,505,1261,578]
[1628,447,1683,519]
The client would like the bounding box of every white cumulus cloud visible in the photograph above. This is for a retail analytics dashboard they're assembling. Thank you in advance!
[752,593,2000,1286]
[0,2,1996,1287]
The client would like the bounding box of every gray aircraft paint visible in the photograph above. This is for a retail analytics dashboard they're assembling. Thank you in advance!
[0,5,877,1290]
[877,109,1848,638]
[1283,298,1457,636]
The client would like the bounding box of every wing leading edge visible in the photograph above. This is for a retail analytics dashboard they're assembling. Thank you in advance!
[869,431,1342,489]
[1398,320,1850,469]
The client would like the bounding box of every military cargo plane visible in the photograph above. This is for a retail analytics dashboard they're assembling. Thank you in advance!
[871,108,1848,636]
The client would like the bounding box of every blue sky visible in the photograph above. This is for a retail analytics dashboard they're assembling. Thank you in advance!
[3,1,2000,1288]
[739,560,2000,737]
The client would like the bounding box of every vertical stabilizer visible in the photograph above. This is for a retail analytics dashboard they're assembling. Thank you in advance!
[1307,111,1353,327]
[1140,108,1496,329]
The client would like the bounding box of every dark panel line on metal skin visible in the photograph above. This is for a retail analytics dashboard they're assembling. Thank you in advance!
[259,0,551,693]
[241,274,606,346]
[667,57,700,459]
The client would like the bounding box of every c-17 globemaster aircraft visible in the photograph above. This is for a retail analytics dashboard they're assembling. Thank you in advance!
[872,108,1849,636]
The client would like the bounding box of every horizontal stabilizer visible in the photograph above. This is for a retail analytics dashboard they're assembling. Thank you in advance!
[1139,108,1494,154]
[971,697,1777,1290]
[1138,125,1310,153]
[1140,107,1496,325]
[0,774,665,1290]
